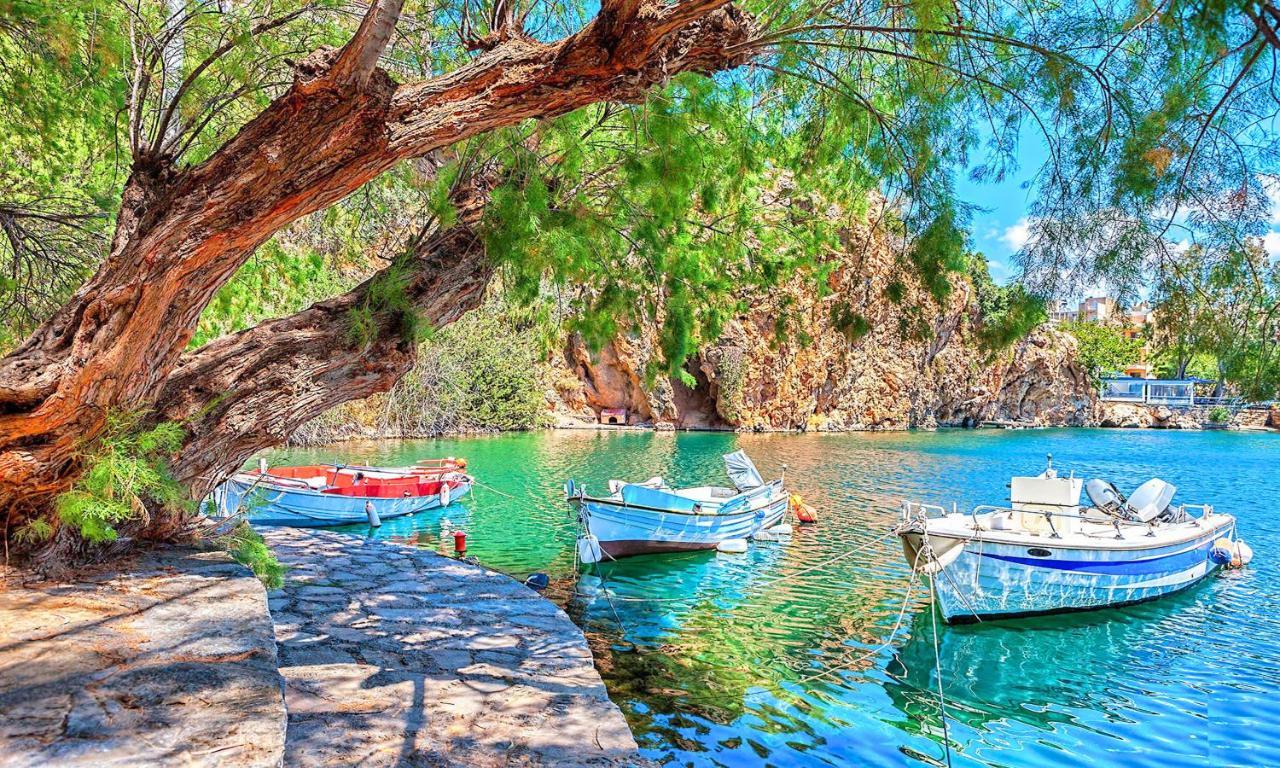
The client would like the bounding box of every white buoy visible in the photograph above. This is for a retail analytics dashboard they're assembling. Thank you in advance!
[577,535,604,564]
[364,500,381,528]
[439,482,451,508]
[1236,539,1254,566]
[753,524,793,542]
[716,538,749,554]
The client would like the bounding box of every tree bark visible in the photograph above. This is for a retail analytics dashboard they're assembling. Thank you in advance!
[0,0,757,532]
[159,180,493,499]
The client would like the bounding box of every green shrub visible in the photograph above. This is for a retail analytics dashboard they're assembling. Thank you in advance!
[1208,406,1230,424]
[370,299,553,435]
[221,524,285,589]
[54,412,189,543]
[1062,321,1145,385]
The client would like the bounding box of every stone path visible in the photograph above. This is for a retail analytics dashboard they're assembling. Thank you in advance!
[0,548,286,768]
[262,528,638,767]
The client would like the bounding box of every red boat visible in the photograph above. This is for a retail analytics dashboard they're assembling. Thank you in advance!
[209,458,473,527]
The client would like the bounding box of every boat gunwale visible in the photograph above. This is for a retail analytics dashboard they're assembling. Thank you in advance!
[900,512,1235,552]
[571,483,786,518]
[228,472,472,501]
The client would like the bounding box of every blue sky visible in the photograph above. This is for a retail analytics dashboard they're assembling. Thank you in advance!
[958,128,1280,292]
[954,125,1048,287]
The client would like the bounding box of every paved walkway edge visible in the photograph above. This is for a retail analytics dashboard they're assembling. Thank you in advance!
[263,528,639,767]
[0,548,288,768]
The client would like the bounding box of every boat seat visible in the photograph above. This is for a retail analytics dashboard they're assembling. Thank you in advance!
[1080,506,1113,523]
[619,483,698,512]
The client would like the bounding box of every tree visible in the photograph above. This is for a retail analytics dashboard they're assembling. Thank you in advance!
[1061,321,1145,385]
[1154,241,1280,400]
[2,0,1270,564]
[1151,246,1218,380]
[1017,1,1280,304]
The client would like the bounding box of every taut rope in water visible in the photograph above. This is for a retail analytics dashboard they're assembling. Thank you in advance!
[929,574,955,768]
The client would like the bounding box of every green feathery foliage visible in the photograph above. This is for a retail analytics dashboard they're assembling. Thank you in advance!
[53,412,189,543]
[968,256,1048,353]
[220,524,285,589]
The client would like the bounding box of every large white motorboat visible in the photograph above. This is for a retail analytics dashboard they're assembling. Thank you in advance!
[897,456,1237,623]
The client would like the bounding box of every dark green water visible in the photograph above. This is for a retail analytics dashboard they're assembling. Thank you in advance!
[267,429,1279,767]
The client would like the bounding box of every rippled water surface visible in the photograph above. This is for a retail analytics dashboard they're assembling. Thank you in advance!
[267,429,1280,767]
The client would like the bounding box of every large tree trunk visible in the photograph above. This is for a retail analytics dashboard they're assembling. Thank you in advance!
[0,0,756,538]
[160,182,493,499]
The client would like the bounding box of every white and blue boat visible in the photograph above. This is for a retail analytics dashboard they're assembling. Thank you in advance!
[566,450,789,564]
[897,457,1237,623]
[210,462,473,527]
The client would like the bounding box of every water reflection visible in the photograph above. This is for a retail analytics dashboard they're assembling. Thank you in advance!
[265,428,1280,767]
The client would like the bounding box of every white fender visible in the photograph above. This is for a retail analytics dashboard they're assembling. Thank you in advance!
[577,535,604,564]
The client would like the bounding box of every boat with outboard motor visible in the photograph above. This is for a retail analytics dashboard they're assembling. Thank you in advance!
[209,459,473,527]
[566,450,789,564]
[897,456,1237,623]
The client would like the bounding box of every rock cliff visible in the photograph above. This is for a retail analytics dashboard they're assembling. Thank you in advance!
[548,223,1097,431]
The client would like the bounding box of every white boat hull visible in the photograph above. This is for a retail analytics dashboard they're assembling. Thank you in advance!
[573,491,788,561]
[902,517,1235,623]
[209,475,472,528]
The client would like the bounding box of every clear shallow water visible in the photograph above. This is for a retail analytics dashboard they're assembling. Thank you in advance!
[267,429,1280,767]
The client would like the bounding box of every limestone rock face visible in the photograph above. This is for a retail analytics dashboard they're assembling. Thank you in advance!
[549,226,1097,431]
[1099,402,1155,429]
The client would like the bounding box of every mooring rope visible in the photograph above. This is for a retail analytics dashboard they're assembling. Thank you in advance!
[929,574,955,768]
[468,478,521,500]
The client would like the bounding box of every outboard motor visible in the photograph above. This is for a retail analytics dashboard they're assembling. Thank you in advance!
[1086,479,1128,518]
[1126,479,1178,523]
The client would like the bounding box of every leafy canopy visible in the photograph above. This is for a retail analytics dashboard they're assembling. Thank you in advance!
[5,0,1276,376]
[1062,320,1145,385]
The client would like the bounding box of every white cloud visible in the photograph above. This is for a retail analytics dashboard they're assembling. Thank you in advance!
[1263,230,1280,257]
[1259,174,1280,225]
[1000,218,1031,251]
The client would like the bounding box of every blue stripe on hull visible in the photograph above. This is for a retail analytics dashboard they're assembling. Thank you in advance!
[933,521,1233,622]
[975,536,1216,575]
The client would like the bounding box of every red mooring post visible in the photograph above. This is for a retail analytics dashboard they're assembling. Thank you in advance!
[453,530,467,555]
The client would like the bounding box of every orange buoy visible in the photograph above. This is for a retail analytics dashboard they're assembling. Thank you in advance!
[790,494,818,524]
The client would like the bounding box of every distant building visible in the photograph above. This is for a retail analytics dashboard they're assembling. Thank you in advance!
[1079,296,1117,323]
[1122,302,1156,340]
[1047,296,1124,325]
[1047,299,1079,324]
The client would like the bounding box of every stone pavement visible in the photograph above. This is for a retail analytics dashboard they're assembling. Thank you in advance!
[0,548,287,768]
[262,528,639,767]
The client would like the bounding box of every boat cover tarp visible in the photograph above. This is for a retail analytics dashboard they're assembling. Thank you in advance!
[723,450,764,492]
[619,483,701,512]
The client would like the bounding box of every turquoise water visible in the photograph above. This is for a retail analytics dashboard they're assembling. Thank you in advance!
[267,429,1280,767]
